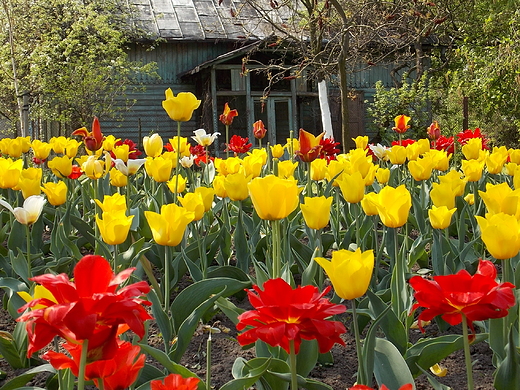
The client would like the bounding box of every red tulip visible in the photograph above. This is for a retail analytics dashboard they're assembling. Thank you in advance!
[236,278,346,354]
[456,128,489,149]
[295,128,324,163]
[150,373,200,390]
[253,120,267,140]
[219,102,238,126]
[67,165,83,179]
[72,116,105,152]
[392,115,411,134]
[18,255,152,357]
[43,340,145,390]
[427,121,441,140]
[409,259,515,333]
[227,134,252,154]
[319,137,341,162]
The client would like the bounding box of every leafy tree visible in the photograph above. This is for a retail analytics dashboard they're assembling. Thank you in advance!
[0,0,156,136]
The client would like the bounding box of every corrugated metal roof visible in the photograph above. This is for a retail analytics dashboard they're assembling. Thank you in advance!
[129,0,279,41]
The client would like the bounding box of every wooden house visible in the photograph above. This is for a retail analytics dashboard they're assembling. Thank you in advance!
[104,0,402,149]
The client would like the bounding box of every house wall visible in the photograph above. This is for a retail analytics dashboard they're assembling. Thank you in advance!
[101,41,237,144]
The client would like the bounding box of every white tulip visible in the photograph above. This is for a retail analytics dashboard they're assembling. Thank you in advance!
[0,195,46,225]
[191,129,220,147]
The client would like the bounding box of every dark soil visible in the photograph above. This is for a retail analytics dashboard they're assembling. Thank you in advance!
[0,288,496,390]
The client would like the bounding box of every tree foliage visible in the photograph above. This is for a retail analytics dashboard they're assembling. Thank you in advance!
[0,0,157,136]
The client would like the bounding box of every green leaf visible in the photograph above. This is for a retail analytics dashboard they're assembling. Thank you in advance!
[373,338,415,390]
[404,334,487,377]
[366,290,407,354]
[0,277,28,318]
[139,344,201,379]
[0,364,55,390]
[214,296,245,326]
[0,331,24,369]
[169,287,229,362]
[494,326,520,390]
[296,339,318,378]
[147,288,172,352]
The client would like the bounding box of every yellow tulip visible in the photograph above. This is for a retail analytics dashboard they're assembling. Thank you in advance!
[144,203,195,246]
[248,148,268,166]
[300,196,332,230]
[363,163,378,186]
[41,181,67,206]
[310,159,327,181]
[375,185,411,228]
[461,159,485,182]
[430,364,448,378]
[169,136,191,157]
[223,172,251,201]
[347,148,373,179]
[375,167,390,185]
[162,89,201,122]
[109,167,128,187]
[50,136,68,154]
[3,137,26,158]
[337,171,365,204]
[315,248,374,300]
[465,193,475,205]
[194,186,215,212]
[64,138,81,158]
[462,138,483,160]
[428,206,456,229]
[486,146,508,174]
[242,154,264,178]
[270,144,285,159]
[31,140,52,161]
[167,174,187,194]
[475,213,520,259]
[48,155,73,179]
[145,156,173,182]
[179,192,205,221]
[508,148,520,164]
[102,135,121,152]
[95,192,128,213]
[325,159,348,186]
[18,285,57,310]
[387,145,407,165]
[408,156,434,181]
[81,154,111,180]
[424,149,451,172]
[16,167,42,198]
[143,134,164,157]
[285,138,300,156]
[505,163,518,176]
[352,135,368,150]
[277,160,298,179]
[212,175,228,198]
[438,170,467,197]
[96,210,133,245]
[248,175,300,220]
[361,192,380,216]
[112,144,131,162]
[0,158,23,189]
[430,182,456,209]
[479,182,520,218]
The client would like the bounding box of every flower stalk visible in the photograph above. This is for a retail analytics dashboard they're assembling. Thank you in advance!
[461,314,474,390]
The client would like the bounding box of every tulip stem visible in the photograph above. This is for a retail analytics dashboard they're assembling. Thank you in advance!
[226,124,230,159]
[351,300,367,385]
[461,314,474,390]
[289,339,298,390]
[174,121,181,204]
[272,219,282,279]
[206,332,212,390]
[306,162,312,197]
[25,224,31,280]
[164,246,171,312]
[53,338,65,390]
[77,339,89,390]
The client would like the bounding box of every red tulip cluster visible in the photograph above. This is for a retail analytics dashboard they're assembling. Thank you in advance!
[18,255,152,389]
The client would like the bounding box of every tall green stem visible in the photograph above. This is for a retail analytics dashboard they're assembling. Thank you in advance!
[25,224,31,280]
[289,339,298,390]
[461,314,474,390]
[351,301,366,385]
[306,162,312,197]
[164,246,171,312]
[225,124,230,159]
[174,121,181,203]
[271,219,282,279]
[53,338,64,390]
[206,332,212,390]
[77,339,89,390]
